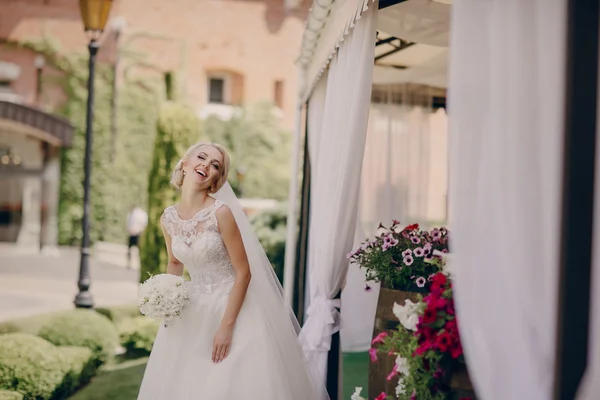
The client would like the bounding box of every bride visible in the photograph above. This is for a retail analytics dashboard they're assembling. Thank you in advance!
[137,142,326,399]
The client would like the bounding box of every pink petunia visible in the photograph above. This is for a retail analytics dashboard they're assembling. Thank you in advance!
[372,332,388,345]
[386,363,399,381]
[403,255,414,266]
[369,348,378,363]
[410,236,421,245]
[402,249,412,258]
[414,247,425,257]
[416,276,427,287]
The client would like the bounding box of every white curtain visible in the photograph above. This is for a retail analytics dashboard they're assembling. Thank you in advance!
[448,1,566,399]
[342,98,449,351]
[298,1,378,392]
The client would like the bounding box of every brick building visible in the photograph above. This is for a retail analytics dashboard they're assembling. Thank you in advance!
[0,0,308,249]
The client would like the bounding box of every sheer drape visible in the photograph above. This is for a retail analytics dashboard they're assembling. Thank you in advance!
[342,98,449,351]
[298,1,378,390]
[448,1,566,399]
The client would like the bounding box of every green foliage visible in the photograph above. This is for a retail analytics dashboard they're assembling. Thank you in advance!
[19,38,161,246]
[140,103,203,281]
[0,391,23,400]
[250,204,287,283]
[37,310,119,368]
[95,305,141,325]
[0,334,66,400]
[118,317,159,356]
[203,103,292,200]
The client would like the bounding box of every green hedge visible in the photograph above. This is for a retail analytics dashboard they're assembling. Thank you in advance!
[118,317,159,356]
[0,391,23,400]
[95,305,141,325]
[53,346,96,398]
[38,310,119,367]
[0,334,66,400]
[0,313,56,336]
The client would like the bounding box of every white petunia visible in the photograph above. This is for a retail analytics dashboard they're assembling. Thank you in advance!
[351,387,366,400]
[393,300,420,331]
[395,356,410,376]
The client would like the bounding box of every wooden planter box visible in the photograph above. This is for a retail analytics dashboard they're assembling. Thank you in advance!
[368,286,477,399]
[368,286,422,398]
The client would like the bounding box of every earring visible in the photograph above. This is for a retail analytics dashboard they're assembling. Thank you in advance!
[182,170,186,176]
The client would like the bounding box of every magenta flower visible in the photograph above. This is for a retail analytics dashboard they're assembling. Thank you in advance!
[416,276,427,287]
[372,332,388,345]
[403,255,414,266]
[369,347,378,362]
[414,247,425,257]
[386,363,399,381]
[375,393,388,400]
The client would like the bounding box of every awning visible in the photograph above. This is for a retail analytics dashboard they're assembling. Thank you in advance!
[298,0,452,99]
[0,101,74,147]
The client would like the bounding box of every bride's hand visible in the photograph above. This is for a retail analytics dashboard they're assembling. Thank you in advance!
[212,325,233,363]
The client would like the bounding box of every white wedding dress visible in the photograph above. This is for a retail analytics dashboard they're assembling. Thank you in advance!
[137,193,324,400]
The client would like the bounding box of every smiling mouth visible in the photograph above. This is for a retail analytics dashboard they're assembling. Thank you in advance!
[195,169,207,177]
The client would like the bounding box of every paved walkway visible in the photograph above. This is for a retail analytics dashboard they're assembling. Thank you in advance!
[0,245,139,322]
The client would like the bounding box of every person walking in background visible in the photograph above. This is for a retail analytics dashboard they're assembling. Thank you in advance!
[126,204,148,269]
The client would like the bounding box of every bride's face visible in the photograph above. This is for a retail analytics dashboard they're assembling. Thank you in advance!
[183,145,224,191]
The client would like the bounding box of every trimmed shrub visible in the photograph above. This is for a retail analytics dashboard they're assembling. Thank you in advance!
[0,334,66,400]
[38,310,119,367]
[95,305,141,325]
[140,103,204,282]
[118,317,159,356]
[53,346,96,398]
[0,391,23,400]
[0,313,56,336]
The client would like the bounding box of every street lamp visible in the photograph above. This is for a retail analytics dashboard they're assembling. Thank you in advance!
[74,0,114,309]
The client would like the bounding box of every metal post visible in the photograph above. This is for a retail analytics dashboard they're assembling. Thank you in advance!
[553,0,599,398]
[74,39,99,309]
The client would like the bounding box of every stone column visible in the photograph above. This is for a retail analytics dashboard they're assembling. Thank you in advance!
[41,145,60,256]
[16,175,42,251]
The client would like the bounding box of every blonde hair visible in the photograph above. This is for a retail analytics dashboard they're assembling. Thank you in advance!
[170,142,231,192]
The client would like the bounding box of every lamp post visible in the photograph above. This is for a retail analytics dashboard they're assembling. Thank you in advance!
[74,0,113,309]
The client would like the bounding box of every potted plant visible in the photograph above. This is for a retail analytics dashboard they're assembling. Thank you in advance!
[348,221,449,397]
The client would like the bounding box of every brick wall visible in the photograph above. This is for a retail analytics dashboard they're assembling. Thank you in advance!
[0,0,310,128]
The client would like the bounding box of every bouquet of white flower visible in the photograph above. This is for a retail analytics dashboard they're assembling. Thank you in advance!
[137,274,190,326]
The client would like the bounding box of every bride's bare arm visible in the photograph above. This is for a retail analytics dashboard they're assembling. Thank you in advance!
[213,205,251,363]
[160,214,184,276]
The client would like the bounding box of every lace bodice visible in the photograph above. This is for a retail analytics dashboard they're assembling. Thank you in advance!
[162,201,235,293]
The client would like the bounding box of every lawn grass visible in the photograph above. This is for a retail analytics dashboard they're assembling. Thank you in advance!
[343,351,369,399]
[68,357,148,400]
[68,352,369,400]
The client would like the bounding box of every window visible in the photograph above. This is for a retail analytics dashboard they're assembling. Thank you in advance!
[208,77,226,104]
[274,80,284,109]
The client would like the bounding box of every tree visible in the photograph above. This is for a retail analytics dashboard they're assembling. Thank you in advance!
[203,102,291,200]
[139,103,203,281]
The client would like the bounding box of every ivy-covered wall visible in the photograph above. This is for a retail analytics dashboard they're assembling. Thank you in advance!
[19,39,161,246]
